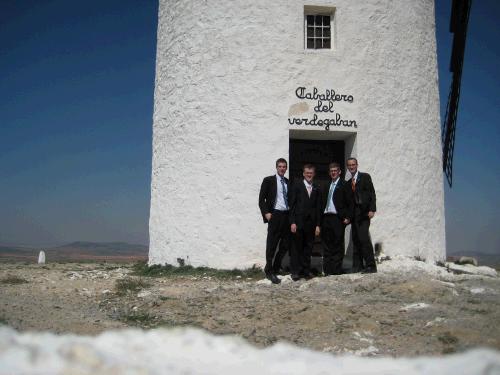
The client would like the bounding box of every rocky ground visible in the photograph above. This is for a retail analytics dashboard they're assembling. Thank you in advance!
[0,258,499,357]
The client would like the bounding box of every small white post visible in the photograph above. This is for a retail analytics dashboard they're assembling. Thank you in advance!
[38,250,46,264]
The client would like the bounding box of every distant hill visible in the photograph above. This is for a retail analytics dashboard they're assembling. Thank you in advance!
[0,242,148,262]
[0,245,37,261]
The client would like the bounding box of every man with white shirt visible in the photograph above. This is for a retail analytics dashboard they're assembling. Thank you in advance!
[289,164,322,281]
[346,158,377,273]
[321,162,353,275]
[259,158,290,284]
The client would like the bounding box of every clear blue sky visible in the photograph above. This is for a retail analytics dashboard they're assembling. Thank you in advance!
[0,1,498,254]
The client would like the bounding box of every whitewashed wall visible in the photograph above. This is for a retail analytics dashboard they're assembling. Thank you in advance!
[149,0,445,268]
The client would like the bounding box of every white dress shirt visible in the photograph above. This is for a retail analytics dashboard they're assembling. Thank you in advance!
[324,177,340,214]
[303,179,313,196]
[274,174,288,211]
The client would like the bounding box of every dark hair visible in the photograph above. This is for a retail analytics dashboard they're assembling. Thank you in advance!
[329,162,341,170]
[303,163,315,171]
[276,158,287,167]
[346,157,358,164]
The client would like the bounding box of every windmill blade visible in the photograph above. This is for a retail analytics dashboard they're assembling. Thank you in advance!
[442,0,472,187]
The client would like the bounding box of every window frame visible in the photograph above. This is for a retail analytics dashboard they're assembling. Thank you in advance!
[304,6,336,51]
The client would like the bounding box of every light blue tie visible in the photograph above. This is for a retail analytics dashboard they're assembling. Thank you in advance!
[327,181,336,210]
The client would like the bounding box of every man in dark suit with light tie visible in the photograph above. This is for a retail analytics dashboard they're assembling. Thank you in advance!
[321,162,353,276]
[346,157,377,273]
[289,164,322,281]
[258,158,290,284]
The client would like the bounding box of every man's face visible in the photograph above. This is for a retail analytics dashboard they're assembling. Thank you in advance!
[329,167,341,181]
[303,167,315,183]
[276,162,287,177]
[347,159,358,175]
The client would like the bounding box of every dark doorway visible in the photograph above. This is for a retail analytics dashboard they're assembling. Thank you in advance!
[287,138,347,272]
[289,139,346,185]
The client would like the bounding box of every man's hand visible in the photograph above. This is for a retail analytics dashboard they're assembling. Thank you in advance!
[368,211,375,219]
[315,226,320,236]
[343,218,350,225]
[265,213,272,221]
[291,224,297,233]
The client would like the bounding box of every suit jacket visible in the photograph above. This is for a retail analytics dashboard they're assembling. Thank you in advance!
[258,175,289,223]
[348,172,376,216]
[321,178,353,222]
[289,180,322,229]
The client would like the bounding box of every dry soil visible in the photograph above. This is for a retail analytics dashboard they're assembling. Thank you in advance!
[1,261,499,357]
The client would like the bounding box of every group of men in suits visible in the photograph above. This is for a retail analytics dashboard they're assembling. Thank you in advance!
[258,157,377,284]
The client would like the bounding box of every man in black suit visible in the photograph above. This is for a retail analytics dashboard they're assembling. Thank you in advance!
[289,164,322,281]
[321,162,353,276]
[258,158,290,284]
[346,158,377,273]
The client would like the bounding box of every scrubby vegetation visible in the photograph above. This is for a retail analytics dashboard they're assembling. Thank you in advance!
[114,277,151,296]
[1,275,28,285]
[132,261,263,280]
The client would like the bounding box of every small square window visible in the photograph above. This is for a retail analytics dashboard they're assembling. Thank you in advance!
[304,6,334,50]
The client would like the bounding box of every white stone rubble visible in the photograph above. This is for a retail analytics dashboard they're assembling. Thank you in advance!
[470,288,486,294]
[445,263,497,278]
[350,345,379,357]
[256,278,272,286]
[1,327,499,374]
[399,303,430,312]
[378,256,498,280]
[137,290,152,298]
[425,317,446,328]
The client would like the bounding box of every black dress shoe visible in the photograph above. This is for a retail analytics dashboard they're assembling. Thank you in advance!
[325,268,344,276]
[361,267,377,274]
[291,274,301,281]
[266,273,281,284]
[273,268,287,276]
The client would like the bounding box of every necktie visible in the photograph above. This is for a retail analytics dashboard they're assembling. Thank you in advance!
[281,177,288,209]
[307,184,312,197]
[327,181,335,208]
[351,175,356,192]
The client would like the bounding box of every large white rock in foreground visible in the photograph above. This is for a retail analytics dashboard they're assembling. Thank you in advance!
[1,327,499,374]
